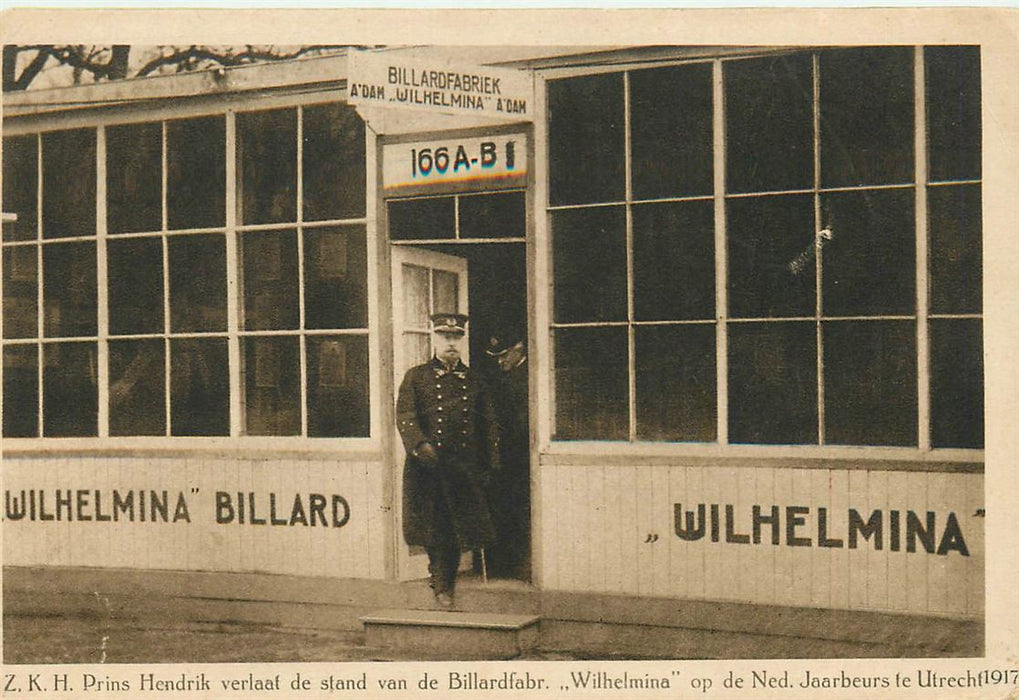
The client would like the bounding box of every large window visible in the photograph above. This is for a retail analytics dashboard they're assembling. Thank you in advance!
[2,102,369,439]
[548,46,982,450]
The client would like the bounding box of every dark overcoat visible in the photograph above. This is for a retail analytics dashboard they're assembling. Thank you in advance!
[397,357,499,549]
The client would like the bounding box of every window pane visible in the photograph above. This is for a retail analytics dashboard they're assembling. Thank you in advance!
[43,241,96,337]
[109,339,165,436]
[929,183,981,315]
[402,263,430,329]
[304,225,368,329]
[43,342,97,437]
[821,189,915,317]
[169,234,226,332]
[108,237,164,335]
[633,200,714,321]
[239,108,296,225]
[553,327,628,440]
[244,336,300,436]
[930,318,983,449]
[820,47,914,187]
[3,345,38,437]
[3,245,37,338]
[729,322,817,445]
[241,229,298,331]
[167,116,225,230]
[548,73,625,206]
[106,122,161,234]
[388,197,454,240]
[458,191,525,239]
[303,103,366,221]
[552,206,626,323]
[2,135,37,242]
[432,270,458,316]
[824,320,917,446]
[926,46,981,182]
[727,194,816,319]
[631,63,713,199]
[725,54,814,194]
[635,324,716,442]
[42,128,96,239]
[170,338,229,436]
[307,335,369,437]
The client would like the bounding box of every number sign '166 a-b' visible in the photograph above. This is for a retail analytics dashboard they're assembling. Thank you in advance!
[383,134,527,196]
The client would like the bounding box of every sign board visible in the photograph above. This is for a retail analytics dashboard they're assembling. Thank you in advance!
[383,134,527,196]
[347,50,533,121]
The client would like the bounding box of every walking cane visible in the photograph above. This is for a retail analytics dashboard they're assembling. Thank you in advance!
[480,547,488,583]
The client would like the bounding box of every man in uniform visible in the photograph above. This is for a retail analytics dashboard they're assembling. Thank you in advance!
[396,313,500,609]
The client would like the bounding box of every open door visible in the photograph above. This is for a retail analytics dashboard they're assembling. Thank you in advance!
[391,246,469,581]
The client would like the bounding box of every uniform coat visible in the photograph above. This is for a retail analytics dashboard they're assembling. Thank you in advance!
[397,357,499,549]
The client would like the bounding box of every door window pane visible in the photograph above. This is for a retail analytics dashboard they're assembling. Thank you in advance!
[633,200,714,321]
[552,206,627,323]
[108,237,164,335]
[553,327,628,440]
[43,342,97,437]
[729,322,817,445]
[169,234,226,332]
[239,108,297,225]
[926,46,981,182]
[243,336,300,436]
[307,335,369,437]
[388,197,454,240]
[170,338,229,436]
[109,339,165,436]
[43,241,97,337]
[930,318,983,448]
[458,191,525,239]
[42,128,96,239]
[549,73,625,206]
[241,229,299,331]
[304,225,367,329]
[167,116,225,230]
[432,270,459,316]
[402,263,430,329]
[635,324,716,441]
[3,245,37,338]
[3,345,38,437]
[2,135,37,242]
[106,122,161,234]
[929,184,981,315]
[303,103,366,221]
[630,63,713,199]
[824,320,917,446]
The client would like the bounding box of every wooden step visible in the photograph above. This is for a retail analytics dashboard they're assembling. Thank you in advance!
[360,609,540,660]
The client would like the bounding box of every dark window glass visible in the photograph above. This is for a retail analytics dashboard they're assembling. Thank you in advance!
[926,46,981,182]
[306,334,370,437]
[239,108,297,225]
[824,320,917,446]
[241,229,299,331]
[243,336,300,436]
[3,345,38,437]
[43,241,96,337]
[170,338,229,436]
[930,318,983,449]
[304,225,367,329]
[548,73,625,206]
[2,135,38,242]
[635,324,716,442]
[108,237,164,335]
[43,341,97,436]
[553,327,628,440]
[303,103,366,221]
[109,339,165,436]
[169,234,226,332]
[106,122,161,234]
[458,191,526,240]
[552,206,626,323]
[821,189,915,316]
[929,184,981,314]
[3,245,37,338]
[42,128,96,239]
[727,194,816,318]
[167,116,225,230]
[729,322,817,445]
[388,197,454,240]
[726,54,814,194]
[632,200,714,321]
[631,63,713,199]
[820,47,914,187]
